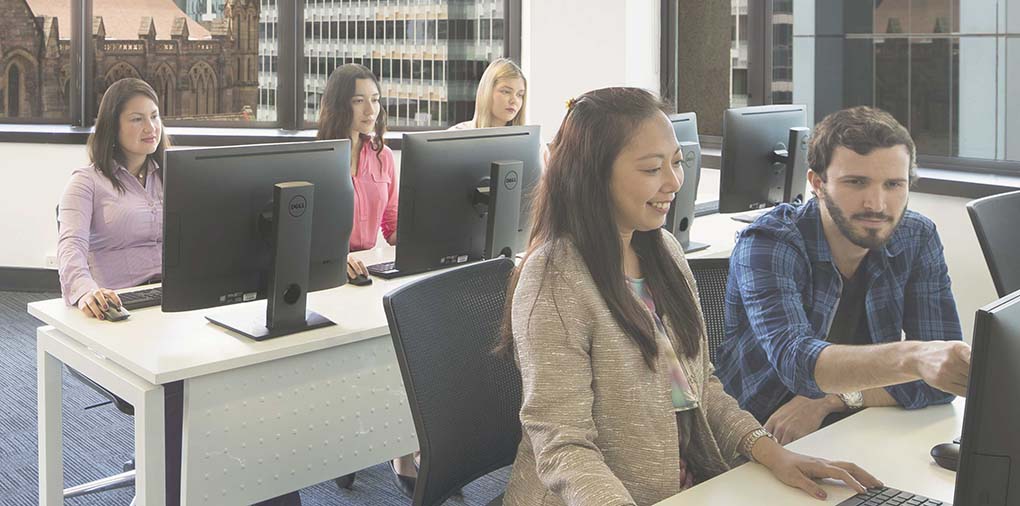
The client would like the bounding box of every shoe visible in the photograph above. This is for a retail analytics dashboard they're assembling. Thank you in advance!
[389,459,416,498]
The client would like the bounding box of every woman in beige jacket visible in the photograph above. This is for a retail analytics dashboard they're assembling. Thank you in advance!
[499,87,882,506]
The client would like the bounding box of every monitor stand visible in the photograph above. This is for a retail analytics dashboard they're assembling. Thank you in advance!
[683,241,711,254]
[730,209,768,224]
[483,160,524,259]
[208,182,336,341]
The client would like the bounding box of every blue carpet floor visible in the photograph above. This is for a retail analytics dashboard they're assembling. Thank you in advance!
[0,290,507,505]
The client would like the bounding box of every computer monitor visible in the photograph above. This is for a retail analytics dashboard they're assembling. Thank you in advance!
[954,288,1020,504]
[370,125,541,279]
[719,105,810,217]
[162,140,354,340]
[663,112,709,253]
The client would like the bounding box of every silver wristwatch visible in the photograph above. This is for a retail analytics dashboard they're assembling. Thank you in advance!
[838,391,864,410]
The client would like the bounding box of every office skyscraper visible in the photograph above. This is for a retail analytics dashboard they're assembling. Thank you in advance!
[259,0,507,127]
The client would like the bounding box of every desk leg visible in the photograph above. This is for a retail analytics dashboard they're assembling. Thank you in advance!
[37,347,63,506]
[135,385,166,506]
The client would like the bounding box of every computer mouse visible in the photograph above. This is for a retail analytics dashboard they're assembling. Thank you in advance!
[101,305,131,322]
[931,442,960,471]
[349,273,373,287]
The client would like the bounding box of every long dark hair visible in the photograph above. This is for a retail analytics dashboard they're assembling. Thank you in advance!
[499,87,703,367]
[316,63,387,158]
[87,78,171,194]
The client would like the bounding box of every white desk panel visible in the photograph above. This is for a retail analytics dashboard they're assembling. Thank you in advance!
[655,400,963,505]
[181,334,417,505]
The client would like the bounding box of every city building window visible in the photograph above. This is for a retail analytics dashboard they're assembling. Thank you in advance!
[300,0,510,128]
[0,1,520,134]
[7,64,21,117]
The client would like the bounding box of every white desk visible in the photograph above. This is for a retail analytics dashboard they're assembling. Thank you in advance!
[31,246,425,506]
[31,215,748,506]
[686,211,748,259]
[655,400,963,505]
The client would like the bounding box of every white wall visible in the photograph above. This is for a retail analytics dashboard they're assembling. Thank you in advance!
[907,193,998,342]
[522,0,660,144]
[0,143,89,269]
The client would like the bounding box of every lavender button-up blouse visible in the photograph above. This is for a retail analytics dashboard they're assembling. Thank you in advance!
[58,161,163,305]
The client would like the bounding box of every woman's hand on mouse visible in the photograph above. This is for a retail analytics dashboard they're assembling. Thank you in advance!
[347,257,368,279]
[77,288,123,320]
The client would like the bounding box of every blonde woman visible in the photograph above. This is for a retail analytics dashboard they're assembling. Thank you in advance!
[450,57,527,130]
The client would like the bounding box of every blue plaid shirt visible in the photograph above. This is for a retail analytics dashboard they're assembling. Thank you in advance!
[715,199,962,422]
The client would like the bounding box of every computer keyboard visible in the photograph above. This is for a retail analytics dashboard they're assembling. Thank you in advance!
[837,487,950,506]
[118,287,162,310]
[367,261,403,279]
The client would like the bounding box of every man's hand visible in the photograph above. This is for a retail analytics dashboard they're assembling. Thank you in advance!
[764,395,845,445]
[911,341,971,397]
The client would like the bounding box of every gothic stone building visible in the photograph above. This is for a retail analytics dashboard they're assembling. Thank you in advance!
[0,0,258,120]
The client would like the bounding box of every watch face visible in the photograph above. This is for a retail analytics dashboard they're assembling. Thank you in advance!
[842,391,864,409]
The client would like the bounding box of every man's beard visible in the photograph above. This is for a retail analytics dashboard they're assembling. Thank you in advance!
[819,187,906,250]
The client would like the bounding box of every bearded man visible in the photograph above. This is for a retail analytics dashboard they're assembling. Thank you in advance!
[715,106,971,444]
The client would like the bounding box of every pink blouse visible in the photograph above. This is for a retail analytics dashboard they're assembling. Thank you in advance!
[349,140,398,252]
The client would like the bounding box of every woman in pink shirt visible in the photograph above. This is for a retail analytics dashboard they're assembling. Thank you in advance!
[316,64,398,281]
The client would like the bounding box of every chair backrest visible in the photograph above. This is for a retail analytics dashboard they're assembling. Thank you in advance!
[967,190,1020,297]
[383,258,521,506]
[688,257,731,364]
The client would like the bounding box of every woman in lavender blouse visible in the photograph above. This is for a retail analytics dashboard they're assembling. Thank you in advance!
[57,78,169,318]
[56,79,302,506]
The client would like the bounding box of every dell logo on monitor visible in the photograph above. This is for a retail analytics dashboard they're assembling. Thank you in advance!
[504,170,519,190]
[288,195,307,217]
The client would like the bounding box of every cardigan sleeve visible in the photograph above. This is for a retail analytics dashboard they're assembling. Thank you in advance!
[512,245,637,506]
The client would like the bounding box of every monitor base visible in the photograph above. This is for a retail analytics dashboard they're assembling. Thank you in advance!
[207,307,335,341]
[730,209,768,224]
[683,241,711,254]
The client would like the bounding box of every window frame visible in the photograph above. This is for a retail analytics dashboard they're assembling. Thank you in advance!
[659,0,1020,189]
[0,0,523,144]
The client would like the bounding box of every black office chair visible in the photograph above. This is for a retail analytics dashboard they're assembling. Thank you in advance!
[688,257,731,364]
[966,190,1020,297]
[383,258,521,506]
[56,203,138,498]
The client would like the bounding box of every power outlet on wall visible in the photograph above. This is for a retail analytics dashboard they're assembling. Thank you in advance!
[45,255,59,269]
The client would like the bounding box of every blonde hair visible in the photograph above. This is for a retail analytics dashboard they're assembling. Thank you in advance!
[471,58,527,128]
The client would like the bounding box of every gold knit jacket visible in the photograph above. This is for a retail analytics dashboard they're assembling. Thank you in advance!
[503,230,763,506]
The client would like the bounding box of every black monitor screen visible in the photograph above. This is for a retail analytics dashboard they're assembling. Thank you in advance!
[955,289,1020,505]
[720,104,808,213]
[393,126,541,275]
[162,140,353,312]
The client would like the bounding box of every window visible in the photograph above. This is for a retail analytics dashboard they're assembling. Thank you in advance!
[730,1,750,107]
[0,0,71,122]
[302,0,510,128]
[1,0,520,135]
[89,0,269,125]
[792,0,1018,163]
